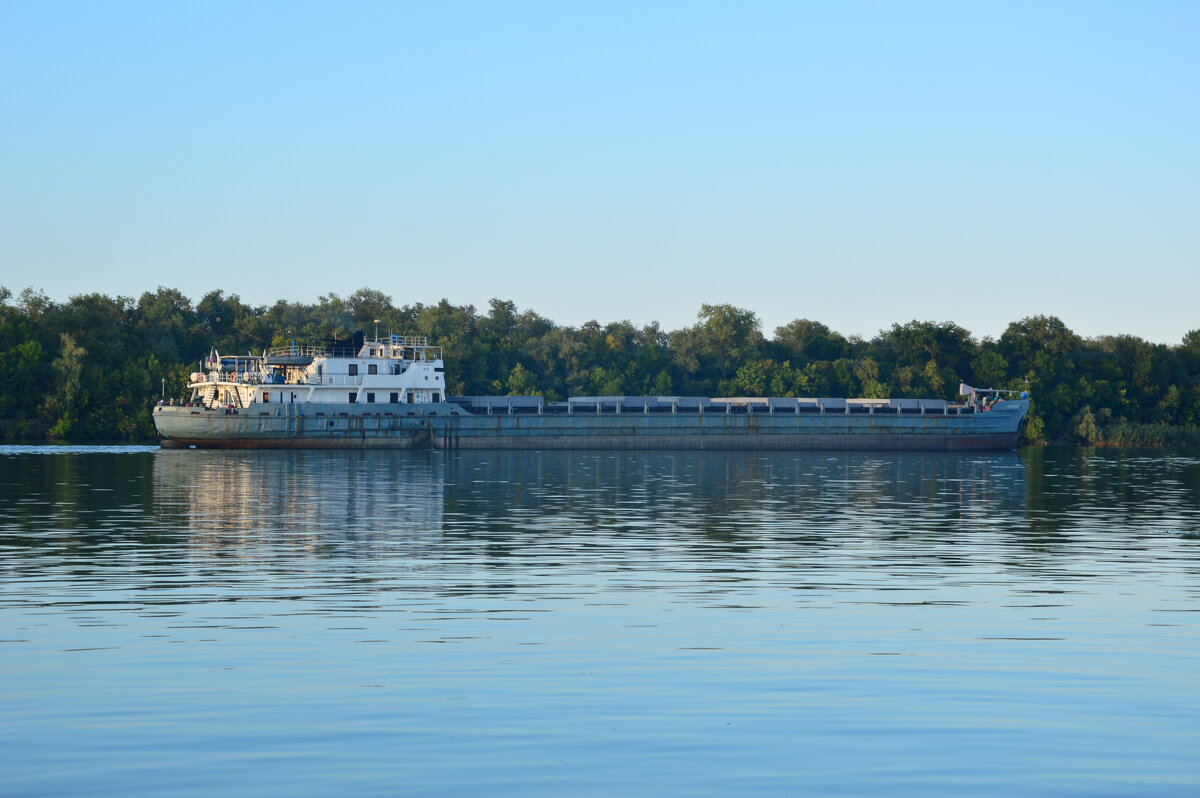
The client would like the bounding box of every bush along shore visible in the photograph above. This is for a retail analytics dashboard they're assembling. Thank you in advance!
[2,286,1198,446]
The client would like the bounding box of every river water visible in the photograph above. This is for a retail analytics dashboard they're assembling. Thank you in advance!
[2,447,1198,796]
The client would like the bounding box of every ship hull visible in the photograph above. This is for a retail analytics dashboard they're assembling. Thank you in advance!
[153,404,431,449]
[156,400,1027,451]
[432,410,1022,451]
[432,432,1018,451]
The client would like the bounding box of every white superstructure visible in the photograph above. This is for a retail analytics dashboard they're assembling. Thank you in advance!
[184,334,446,410]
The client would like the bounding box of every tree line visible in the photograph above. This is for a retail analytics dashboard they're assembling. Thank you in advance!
[2,285,1199,445]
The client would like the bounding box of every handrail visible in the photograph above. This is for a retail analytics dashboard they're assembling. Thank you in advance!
[265,345,332,357]
[264,343,442,360]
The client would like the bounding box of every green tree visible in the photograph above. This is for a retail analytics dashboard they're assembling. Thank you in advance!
[970,348,1009,387]
[670,304,764,393]
[773,319,846,361]
[1000,315,1078,364]
[506,363,539,396]
[0,339,45,435]
[882,320,975,372]
[734,360,770,396]
[854,357,888,398]
[133,287,196,363]
[46,333,85,439]
[346,288,396,329]
[1074,406,1100,445]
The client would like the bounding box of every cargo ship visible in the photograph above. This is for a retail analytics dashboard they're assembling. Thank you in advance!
[153,332,1029,450]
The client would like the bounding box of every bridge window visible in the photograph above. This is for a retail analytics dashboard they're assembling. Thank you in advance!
[348,364,358,376]
[368,364,378,375]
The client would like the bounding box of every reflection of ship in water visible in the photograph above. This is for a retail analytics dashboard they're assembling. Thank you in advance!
[153,450,445,556]
[152,449,1028,562]
[442,451,1028,547]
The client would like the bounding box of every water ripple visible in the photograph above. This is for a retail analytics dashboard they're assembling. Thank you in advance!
[1,448,1198,796]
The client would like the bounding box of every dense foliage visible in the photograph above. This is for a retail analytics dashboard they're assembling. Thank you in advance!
[2,286,1199,445]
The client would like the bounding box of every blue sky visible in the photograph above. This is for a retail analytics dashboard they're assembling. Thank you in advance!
[1,1,1196,342]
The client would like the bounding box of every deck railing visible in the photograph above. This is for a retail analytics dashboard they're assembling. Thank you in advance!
[265,345,330,358]
[264,343,442,361]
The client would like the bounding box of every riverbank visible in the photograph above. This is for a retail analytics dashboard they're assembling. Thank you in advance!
[1090,422,1200,447]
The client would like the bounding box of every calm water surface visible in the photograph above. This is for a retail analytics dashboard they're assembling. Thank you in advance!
[2,447,1198,796]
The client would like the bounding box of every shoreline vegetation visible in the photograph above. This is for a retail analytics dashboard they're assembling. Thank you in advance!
[2,286,1198,447]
